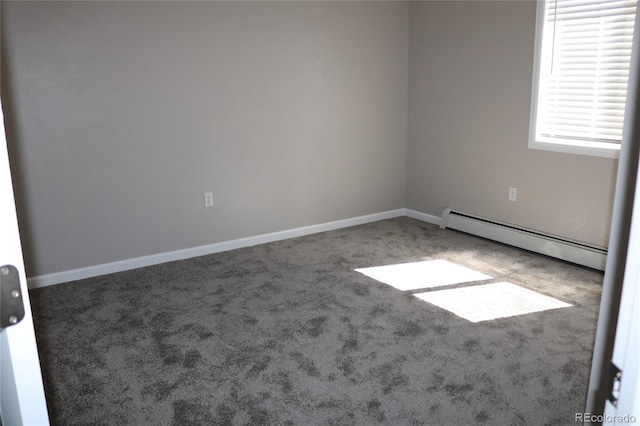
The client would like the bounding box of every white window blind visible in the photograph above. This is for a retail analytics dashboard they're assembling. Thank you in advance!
[531,0,637,155]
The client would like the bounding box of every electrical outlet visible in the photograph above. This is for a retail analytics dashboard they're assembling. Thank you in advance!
[509,187,517,202]
[204,192,214,208]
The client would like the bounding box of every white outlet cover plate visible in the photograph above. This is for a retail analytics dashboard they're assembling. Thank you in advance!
[204,192,213,207]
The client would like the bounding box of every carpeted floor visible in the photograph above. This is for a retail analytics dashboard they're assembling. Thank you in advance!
[29,217,603,425]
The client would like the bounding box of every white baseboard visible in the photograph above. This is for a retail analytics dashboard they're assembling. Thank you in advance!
[404,209,442,226]
[27,209,407,289]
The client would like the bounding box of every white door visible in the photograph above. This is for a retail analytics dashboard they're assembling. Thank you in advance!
[0,102,49,424]
[605,271,640,421]
[604,6,640,421]
[604,153,640,423]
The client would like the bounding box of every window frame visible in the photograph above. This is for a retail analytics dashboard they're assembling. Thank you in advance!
[528,0,628,159]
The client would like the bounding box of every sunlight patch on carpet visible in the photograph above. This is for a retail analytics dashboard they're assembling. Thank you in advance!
[414,282,572,323]
[355,259,492,291]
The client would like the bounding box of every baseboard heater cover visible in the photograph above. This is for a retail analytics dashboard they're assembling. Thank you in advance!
[440,209,607,271]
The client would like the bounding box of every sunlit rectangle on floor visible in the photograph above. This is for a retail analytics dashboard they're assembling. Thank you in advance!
[355,259,492,291]
[414,282,572,323]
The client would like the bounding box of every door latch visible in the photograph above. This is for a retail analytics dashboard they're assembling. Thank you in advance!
[0,265,25,329]
[607,362,622,407]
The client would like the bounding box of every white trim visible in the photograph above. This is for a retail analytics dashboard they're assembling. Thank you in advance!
[27,209,405,289]
[528,0,546,156]
[529,139,621,159]
[404,209,442,226]
[527,0,623,160]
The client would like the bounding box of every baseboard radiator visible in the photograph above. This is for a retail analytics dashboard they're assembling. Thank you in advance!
[440,209,607,271]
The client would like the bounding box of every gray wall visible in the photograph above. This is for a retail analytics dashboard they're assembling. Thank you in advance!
[407,1,617,248]
[2,1,409,276]
[2,1,619,278]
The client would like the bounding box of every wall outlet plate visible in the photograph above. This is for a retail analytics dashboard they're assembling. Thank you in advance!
[204,192,214,207]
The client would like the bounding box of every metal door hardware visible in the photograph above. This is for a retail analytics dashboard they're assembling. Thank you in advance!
[0,265,25,329]
[607,362,622,407]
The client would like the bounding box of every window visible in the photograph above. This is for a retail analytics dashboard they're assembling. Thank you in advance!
[529,0,637,158]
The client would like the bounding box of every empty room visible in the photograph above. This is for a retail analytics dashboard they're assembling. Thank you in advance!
[1,0,639,425]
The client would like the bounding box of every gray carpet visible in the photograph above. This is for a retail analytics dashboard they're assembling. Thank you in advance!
[29,217,603,425]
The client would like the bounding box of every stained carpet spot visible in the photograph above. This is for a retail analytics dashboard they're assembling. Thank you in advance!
[415,282,572,323]
[355,259,492,291]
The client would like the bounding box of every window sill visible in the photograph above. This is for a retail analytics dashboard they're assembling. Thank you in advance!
[529,138,621,159]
